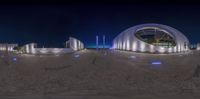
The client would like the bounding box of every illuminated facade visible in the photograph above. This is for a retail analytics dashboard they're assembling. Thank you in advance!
[197,43,200,50]
[113,23,190,53]
[66,37,84,51]
[23,37,84,54]
[0,44,18,51]
[22,43,37,54]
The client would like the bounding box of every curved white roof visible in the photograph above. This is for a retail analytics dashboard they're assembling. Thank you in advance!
[113,23,190,53]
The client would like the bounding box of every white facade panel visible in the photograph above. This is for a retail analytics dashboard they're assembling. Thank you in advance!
[113,23,190,53]
[69,37,84,51]
[0,44,18,51]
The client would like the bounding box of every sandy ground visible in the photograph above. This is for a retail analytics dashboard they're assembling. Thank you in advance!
[0,49,200,99]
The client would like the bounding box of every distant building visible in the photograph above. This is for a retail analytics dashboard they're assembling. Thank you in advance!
[21,43,37,54]
[66,37,84,51]
[190,44,197,50]
[0,44,18,51]
[113,23,190,53]
[197,43,200,50]
[22,37,84,54]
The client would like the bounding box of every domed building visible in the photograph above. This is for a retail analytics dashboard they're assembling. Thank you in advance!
[113,23,190,53]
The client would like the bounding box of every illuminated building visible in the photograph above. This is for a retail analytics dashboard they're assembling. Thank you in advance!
[22,37,84,54]
[66,37,84,51]
[197,43,200,50]
[113,23,190,53]
[0,44,18,51]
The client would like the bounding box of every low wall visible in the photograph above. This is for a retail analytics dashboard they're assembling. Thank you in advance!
[34,48,74,54]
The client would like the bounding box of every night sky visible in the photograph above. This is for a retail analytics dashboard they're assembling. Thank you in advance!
[0,3,200,48]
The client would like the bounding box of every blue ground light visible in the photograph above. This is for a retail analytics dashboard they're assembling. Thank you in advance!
[13,57,17,61]
[74,54,80,58]
[151,60,162,65]
[129,55,136,59]
[12,57,17,62]
[150,60,162,69]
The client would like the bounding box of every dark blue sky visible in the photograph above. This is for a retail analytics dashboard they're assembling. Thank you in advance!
[0,4,200,47]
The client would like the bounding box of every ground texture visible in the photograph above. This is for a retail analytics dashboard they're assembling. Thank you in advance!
[0,49,200,99]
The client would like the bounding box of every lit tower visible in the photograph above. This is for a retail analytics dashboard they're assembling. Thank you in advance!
[96,35,99,50]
